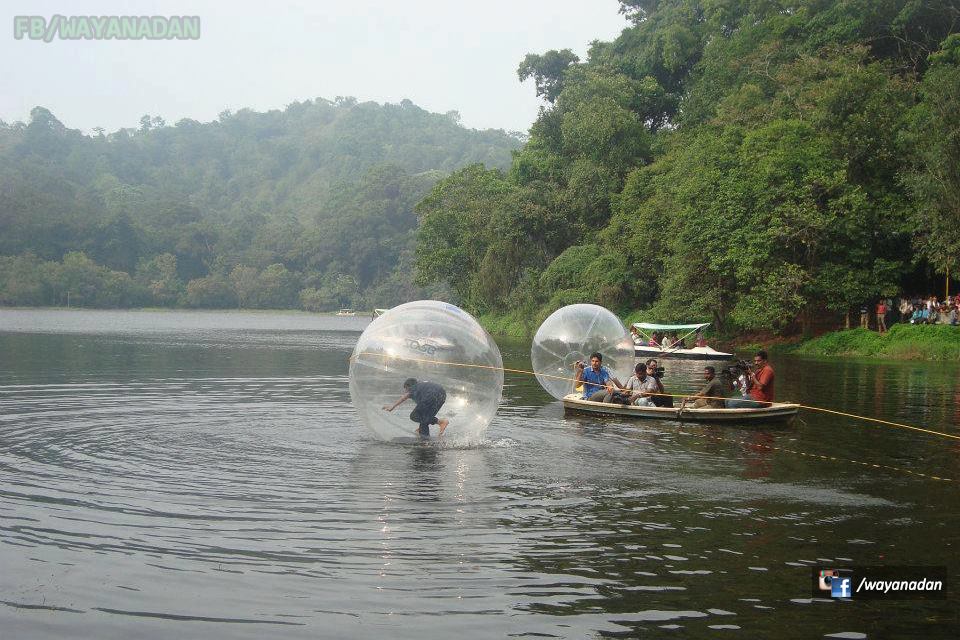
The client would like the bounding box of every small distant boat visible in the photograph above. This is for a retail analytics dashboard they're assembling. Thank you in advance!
[336,308,356,317]
[632,322,733,360]
[562,393,798,423]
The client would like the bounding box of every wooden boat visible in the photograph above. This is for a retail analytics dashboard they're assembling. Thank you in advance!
[632,322,733,360]
[562,393,799,423]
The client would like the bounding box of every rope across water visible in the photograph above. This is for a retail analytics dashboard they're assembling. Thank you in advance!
[350,351,960,443]
[351,351,957,482]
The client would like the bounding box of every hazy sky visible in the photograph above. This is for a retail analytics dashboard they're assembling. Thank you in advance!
[1,0,629,134]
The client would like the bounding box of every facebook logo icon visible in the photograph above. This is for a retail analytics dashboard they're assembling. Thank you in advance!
[831,576,852,598]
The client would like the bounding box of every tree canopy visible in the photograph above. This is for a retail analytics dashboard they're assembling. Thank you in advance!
[415,0,960,332]
[0,98,521,310]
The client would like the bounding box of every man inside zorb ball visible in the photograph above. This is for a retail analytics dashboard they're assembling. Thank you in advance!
[349,300,503,443]
[383,377,449,437]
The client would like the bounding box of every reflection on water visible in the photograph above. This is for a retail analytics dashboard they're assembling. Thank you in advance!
[0,310,958,638]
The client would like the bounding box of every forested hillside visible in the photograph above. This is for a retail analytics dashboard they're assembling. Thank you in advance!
[415,0,960,334]
[0,98,520,309]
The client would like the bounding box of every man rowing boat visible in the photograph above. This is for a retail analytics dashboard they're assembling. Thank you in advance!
[688,366,727,408]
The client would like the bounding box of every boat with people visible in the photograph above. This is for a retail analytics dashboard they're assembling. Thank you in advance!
[336,308,356,316]
[632,322,733,360]
[562,393,798,423]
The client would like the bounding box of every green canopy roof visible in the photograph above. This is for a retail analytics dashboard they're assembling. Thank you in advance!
[632,322,710,331]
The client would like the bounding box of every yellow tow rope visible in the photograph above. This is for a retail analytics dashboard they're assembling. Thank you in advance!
[350,351,960,443]
[351,351,958,482]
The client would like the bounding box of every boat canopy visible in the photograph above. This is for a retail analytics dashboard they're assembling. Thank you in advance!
[632,322,710,331]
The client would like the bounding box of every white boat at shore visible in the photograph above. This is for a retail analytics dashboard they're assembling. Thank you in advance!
[633,322,733,360]
[562,393,798,423]
[336,308,356,316]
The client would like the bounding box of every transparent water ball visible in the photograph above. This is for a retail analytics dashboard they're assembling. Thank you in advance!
[531,304,635,400]
[349,300,503,443]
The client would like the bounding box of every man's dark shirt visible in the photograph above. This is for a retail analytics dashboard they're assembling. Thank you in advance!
[409,381,445,405]
[697,378,726,408]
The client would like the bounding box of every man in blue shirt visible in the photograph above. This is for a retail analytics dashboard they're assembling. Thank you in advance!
[575,352,624,402]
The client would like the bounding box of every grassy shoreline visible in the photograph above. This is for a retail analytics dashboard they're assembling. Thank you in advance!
[784,325,960,361]
[476,309,960,362]
[10,306,958,361]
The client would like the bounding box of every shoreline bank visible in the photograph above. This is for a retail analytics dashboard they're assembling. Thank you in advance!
[782,325,960,361]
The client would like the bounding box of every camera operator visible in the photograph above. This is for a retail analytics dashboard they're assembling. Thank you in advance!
[730,363,751,401]
[727,350,775,408]
[644,358,673,408]
[747,350,775,404]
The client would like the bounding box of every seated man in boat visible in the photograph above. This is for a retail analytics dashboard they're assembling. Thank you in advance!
[643,358,673,407]
[623,363,656,406]
[688,366,727,408]
[574,352,624,402]
[694,330,707,348]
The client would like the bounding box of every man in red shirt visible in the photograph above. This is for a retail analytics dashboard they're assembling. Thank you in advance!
[747,350,775,405]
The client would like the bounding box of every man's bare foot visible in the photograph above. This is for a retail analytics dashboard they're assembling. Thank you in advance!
[437,418,449,435]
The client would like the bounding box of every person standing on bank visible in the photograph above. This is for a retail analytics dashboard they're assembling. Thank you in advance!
[383,378,449,437]
[876,299,887,333]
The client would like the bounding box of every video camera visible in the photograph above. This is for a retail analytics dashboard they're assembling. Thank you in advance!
[648,365,666,379]
[723,359,752,378]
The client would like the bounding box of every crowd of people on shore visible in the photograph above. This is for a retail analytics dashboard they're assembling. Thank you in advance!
[862,295,959,332]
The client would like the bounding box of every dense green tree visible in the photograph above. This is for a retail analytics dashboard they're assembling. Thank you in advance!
[0,254,45,305]
[902,34,960,287]
[136,253,183,305]
[0,98,520,309]
[517,49,580,103]
[185,273,236,308]
[414,0,959,334]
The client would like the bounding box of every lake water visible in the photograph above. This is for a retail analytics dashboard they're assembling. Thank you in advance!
[1,309,958,638]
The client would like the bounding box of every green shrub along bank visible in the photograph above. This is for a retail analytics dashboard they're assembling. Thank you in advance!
[477,310,540,339]
[789,325,960,360]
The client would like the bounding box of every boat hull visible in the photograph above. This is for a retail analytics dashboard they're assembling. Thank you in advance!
[634,345,733,360]
[562,394,798,423]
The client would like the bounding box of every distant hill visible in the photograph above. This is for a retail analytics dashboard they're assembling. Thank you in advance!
[0,98,522,309]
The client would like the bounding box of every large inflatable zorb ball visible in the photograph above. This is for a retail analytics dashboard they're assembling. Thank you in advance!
[349,301,503,443]
[531,304,635,400]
